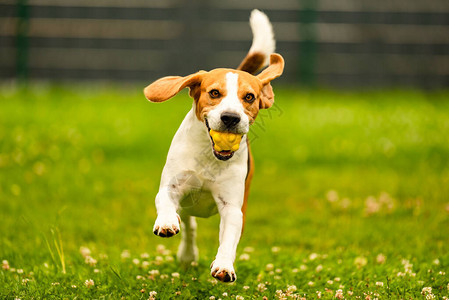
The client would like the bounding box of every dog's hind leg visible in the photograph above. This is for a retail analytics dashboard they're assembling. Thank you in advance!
[177,214,199,266]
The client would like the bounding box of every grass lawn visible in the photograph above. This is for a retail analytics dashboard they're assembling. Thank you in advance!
[0,85,448,299]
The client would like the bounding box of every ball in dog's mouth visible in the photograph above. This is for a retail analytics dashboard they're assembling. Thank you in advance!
[205,120,243,161]
[209,129,243,161]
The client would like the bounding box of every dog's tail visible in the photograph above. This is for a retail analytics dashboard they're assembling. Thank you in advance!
[237,9,276,75]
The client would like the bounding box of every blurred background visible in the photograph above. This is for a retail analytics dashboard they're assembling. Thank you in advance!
[1,0,448,88]
[1,2,449,297]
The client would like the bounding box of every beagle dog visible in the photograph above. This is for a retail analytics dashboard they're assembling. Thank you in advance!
[144,10,284,282]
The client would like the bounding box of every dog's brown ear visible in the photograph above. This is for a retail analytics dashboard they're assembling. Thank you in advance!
[257,53,284,85]
[259,83,274,109]
[144,71,205,102]
[257,54,284,109]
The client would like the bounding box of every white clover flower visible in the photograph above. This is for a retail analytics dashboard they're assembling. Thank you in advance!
[191,261,198,267]
[271,246,281,253]
[347,291,354,296]
[265,263,274,271]
[257,283,267,292]
[79,246,91,257]
[433,259,440,265]
[160,274,169,279]
[156,244,166,254]
[21,279,30,285]
[315,264,323,272]
[149,269,160,276]
[376,282,384,287]
[275,268,282,274]
[354,256,367,268]
[140,252,150,259]
[236,296,244,300]
[132,258,140,265]
[300,264,307,271]
[93,268,100,273]
[84,279,94,288]
[149,291,157,299]
[51,282,60,286]
[309,253,319,260]
[275,290,286,299]
[308,281,315,287]
[121,250,130,259]
[376,253,386,264]
[209,296,215,300]
[71,285,77,288]
[239,253,250,261]
[222,292,228,297]
[334,277,341,282]
[142,261,150,268]
[2,260,10,270]
[326,190,339,202]
[422,287,432,295]
[327,280,333,285]
[243,286,250,290]
[287,285,297,293]
[17,269,24,274]
[243,246,254,253]
[316,291,322,298]
[171,272,180,278]
[335,289,344,299]
[84,256,97,266]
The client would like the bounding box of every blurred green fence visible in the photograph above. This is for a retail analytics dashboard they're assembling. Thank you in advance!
[0,0,448,87]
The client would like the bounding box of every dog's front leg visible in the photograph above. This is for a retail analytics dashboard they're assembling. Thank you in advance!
[153,186,181,238]
[210,188,244,282]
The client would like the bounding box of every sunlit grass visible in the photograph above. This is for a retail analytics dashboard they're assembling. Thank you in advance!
[0,85,448,299]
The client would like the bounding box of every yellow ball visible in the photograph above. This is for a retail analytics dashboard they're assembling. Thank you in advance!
[209,130,243,152]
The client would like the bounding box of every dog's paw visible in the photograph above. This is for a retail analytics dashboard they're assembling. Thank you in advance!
[210,259,236,282]
[153,214,181,238]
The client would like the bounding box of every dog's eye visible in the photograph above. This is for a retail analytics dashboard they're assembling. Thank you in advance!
[209,89,220,99]
[244,93,255,103]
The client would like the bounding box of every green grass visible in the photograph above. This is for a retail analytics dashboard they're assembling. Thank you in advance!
[0,85,448,299]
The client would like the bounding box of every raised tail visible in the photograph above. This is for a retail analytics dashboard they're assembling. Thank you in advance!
[237,9,276,75]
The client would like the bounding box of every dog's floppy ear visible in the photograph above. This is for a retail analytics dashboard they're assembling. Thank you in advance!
[257,54,284,109]
[144,71,205,102]
[257,53,284,85]
[259,83,275,109]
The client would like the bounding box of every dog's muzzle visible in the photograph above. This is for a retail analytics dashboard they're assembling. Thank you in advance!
[205,118,243,161]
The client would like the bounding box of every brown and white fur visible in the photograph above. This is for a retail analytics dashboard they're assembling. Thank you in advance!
[144,9,284,282]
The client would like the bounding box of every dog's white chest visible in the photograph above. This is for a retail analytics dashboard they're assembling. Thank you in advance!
[168,170,218,218]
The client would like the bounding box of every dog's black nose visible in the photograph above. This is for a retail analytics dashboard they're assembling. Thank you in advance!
[220,112,241,128]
